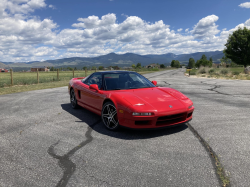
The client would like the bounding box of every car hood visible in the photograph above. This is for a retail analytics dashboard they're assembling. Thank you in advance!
[119,87,187,113]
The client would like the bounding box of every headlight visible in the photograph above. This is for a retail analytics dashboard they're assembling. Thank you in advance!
[188,105,193,109]
[132,112,152,116]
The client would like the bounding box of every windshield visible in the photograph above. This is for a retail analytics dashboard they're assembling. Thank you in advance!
[104,72,155,90]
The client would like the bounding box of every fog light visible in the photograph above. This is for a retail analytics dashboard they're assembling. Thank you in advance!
[188,105,193,109]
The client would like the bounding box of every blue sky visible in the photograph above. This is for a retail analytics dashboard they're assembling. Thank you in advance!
[0,0,250,62]
[39,0,249,31]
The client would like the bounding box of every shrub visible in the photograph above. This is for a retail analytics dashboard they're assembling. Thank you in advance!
[232,71,240,76]
[220,69,228,75]
[209,69,215,74]
[199,68,206,74]
[189,71,196,75]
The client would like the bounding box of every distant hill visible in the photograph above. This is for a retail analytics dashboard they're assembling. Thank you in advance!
[1,51,224,71]
[0,62,10,69]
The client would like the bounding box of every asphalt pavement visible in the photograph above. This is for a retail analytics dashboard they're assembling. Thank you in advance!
[0,69,249,186]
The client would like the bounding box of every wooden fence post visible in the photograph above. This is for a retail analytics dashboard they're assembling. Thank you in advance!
[10,69,13,86]
[57,69,59,80]
[85,69,87,77]
[37,69,39,84]
[73,69,74,78]
[95,68,97,72]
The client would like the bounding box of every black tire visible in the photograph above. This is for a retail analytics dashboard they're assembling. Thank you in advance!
[102,102,120,131]
[70,89,78,109]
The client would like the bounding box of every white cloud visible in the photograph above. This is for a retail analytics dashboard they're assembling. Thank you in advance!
[239,2,250,8]
[121,13,128,18]
[192,15,220,39]
[245,18,250,26]
[72,13,116,29]
[49,4,56,9]
[0,0,46,16]
[1,3,250,63]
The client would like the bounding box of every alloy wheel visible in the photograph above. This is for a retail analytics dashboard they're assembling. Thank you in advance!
[70,89,77,108]
[102,103,119,130]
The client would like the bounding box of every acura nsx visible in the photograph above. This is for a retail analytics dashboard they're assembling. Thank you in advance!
[68,71,194,130]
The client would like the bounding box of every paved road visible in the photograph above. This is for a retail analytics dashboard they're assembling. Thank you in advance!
[149,69,250,186]
[0,69,249,186]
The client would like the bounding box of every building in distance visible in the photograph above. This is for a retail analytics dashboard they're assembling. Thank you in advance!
[31,66,50,72]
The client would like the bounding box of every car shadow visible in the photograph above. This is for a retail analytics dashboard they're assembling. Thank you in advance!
[61,103,188,140]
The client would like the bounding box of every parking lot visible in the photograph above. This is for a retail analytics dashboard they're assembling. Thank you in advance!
[0,69,249,186]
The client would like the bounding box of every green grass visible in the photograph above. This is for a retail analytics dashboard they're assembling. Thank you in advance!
[0,68,173,95]
[0,70,95,88]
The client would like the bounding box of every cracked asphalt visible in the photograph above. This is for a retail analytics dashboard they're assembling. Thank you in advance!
[0,69,249,186]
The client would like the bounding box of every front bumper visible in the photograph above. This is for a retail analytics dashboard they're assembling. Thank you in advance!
[118,108,194,129]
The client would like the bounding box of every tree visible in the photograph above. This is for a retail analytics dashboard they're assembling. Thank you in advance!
[136,63,141,68]
[131,64,136,69]
[188,58,195,68]
[74,67,77,70]
[170,60,180,68]
[224,27,250,68]
[112,66,120,70]
[195,54,212,68]
[160,64,165,68]
[82,66,87,70]
[220,56,232,67]
[50,66,55,71]
[98,66,104,70]
[174,60,180,68]
[209,57,213,63]
[171,60,175,67]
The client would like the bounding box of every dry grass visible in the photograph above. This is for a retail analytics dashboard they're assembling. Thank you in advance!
[188,67,250,80]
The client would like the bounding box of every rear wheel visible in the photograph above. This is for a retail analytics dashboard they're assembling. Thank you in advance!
[70,89,78,109]
[102,102,120,131]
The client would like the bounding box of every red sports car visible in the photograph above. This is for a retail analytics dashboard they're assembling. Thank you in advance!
[68,71,194,130]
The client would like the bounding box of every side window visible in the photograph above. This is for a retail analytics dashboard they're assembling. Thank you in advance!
[85,73,103,89]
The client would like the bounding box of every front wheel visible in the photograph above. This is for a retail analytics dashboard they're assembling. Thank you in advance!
[102,102,120,131]
[70,89,78,109]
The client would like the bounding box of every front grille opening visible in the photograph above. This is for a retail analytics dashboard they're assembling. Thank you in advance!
[156,113,186,126]
[135,120,150,125]
[187,112,193,118]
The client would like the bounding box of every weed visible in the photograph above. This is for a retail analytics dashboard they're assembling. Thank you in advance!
[220,69,228,75]
[209,69,215,74]
[199,68,206,74]
[232,71,240,75]
[190,71,196,75]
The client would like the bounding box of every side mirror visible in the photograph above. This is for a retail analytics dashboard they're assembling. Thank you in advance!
[89,84,99,91]
[152,81,157,86]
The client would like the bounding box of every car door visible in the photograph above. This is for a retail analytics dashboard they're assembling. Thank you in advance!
[80,73,105,112]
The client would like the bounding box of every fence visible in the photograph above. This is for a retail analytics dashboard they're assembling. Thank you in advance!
[0,69,94,87]
[0,67,165,88]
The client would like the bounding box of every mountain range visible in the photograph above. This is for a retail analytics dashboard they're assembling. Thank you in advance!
[0,51,224,71]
